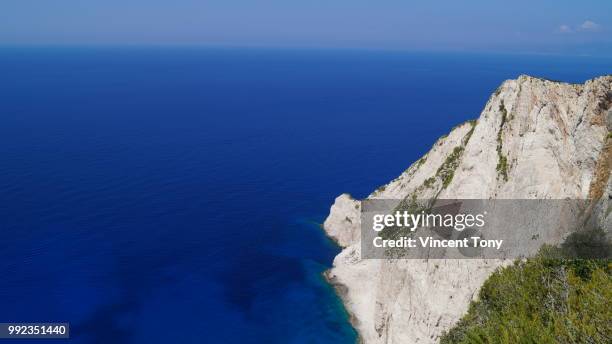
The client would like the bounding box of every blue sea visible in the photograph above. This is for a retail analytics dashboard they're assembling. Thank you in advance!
[0,47,610,343]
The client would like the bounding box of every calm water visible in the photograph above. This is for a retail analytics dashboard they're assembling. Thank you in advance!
[0,47,610,343]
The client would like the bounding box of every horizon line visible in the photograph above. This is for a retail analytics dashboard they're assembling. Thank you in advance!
[0,42,610,59]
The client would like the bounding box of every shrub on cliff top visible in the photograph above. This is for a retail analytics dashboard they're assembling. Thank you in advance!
[441,234,611,344]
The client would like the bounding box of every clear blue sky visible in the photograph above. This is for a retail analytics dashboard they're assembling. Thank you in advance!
[1,0,611,55]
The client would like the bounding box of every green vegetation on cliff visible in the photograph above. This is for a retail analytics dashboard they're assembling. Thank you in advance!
[441,230,611,344]
[496,101,509,181]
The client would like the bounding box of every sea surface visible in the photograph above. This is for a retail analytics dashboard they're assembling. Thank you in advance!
[0,47,610,343]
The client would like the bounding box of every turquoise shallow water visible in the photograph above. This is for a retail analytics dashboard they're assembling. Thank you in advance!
[0,47,610,343]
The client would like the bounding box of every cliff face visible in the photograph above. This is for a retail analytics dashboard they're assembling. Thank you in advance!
[323,75,612,344]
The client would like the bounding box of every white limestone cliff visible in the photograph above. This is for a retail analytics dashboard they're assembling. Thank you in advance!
[323,75,612,344]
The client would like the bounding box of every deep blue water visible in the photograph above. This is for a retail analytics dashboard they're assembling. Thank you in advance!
[0,47,610,343]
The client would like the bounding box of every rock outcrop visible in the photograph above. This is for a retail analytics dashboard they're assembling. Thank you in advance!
[323,75,612,344]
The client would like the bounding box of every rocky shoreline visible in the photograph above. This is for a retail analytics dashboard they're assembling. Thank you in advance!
[323,270,363,343]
